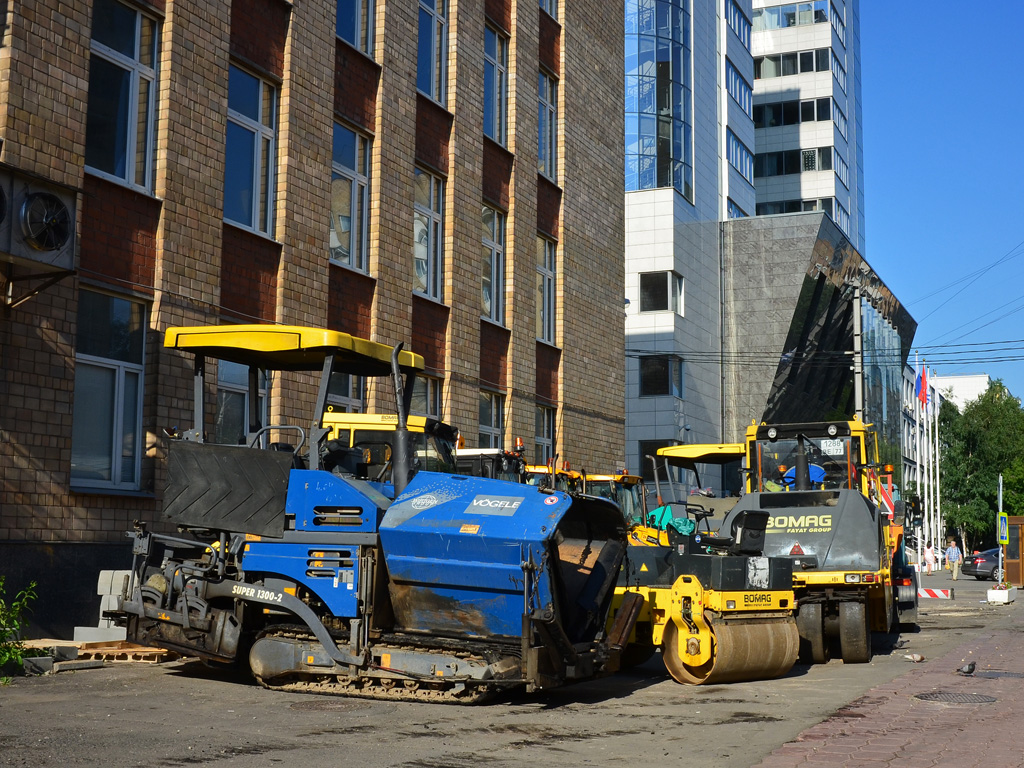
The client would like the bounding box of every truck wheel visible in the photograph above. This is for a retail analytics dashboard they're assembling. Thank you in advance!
[796,603,828,664]
[839,601,870,663]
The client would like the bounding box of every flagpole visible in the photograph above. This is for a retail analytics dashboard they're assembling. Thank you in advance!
[922,360,932,562]
[915,353,923,569]
[933,368,942,547]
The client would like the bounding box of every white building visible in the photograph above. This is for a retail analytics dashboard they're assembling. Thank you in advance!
[750,0,864,253]
[623,0,756,479]
[929,373,991,412]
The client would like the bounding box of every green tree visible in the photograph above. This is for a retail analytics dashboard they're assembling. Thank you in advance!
[940,381,1024,547]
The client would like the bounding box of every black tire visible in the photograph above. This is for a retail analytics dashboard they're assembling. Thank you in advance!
[839,601,870,664]
[975,575,986,581]
[796,603,829,664]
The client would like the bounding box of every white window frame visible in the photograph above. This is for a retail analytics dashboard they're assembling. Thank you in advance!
[484,26,509,146]
[331,123,371,271]
[413,167,445,301]
[337,0,374,55]
[214,361,268,446]
[725,59,752,119]
[727,128,754,185]
[726,0,751,50]
[411,375,442,419]
[535,405,555,465]
[417,0,448,106]
[639,271,684,314]
[84,0,158,191]
[225,64,277,235]
[326,372,365,413]
[639,355,684,399]
[70,292,146,490]
[536,236,556,344]
[482,206,506,324]
[479,390,505,448]
[538,70,558,180]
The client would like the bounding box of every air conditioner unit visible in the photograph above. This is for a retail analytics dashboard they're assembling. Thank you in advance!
[0,166,76,273]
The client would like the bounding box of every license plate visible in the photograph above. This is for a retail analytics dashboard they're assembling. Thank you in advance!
[820,438,845,457]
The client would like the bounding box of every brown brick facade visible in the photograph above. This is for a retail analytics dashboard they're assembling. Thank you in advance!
[0,0,625,635]
[79,175,159,294]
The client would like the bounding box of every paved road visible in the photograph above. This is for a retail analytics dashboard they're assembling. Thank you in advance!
[0,575,1015,768]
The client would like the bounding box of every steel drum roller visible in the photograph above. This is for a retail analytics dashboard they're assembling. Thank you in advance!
[662,614,800,685]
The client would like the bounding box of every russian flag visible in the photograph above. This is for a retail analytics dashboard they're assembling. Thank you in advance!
[916,367,928,407]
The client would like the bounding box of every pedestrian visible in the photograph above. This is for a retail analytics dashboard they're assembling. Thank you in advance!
[945,538,963,581]
[924,540,935,575]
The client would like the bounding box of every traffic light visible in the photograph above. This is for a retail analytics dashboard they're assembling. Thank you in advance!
[907,496,923,528]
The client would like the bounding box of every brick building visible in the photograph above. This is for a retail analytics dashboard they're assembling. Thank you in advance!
[0,0,625,636]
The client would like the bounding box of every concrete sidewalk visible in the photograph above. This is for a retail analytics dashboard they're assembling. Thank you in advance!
[754,609,1024,767]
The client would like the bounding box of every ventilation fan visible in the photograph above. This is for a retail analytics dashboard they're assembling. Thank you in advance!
[19,191,71,251]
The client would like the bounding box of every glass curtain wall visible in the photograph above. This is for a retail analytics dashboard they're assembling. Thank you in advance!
[624,0,693,199]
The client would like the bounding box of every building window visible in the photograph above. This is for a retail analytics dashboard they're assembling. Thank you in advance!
[725,59,752,119]
[413,167,445,300]
[830,2,846,45]
[84,0,158,190]
[535,405,555,465]
[754,47,829,80]
[484,27,508,146]
[726,0,751,50]
[639,355,684,398]
[754,97,832,128]
[327,372,364,413]
[625,0,694,198]
[71,290,146,489]
[727,129,754,185]
[538,70,558,180]
[727,198,747,218]
[482,206,505,324]
[833,149,849,188]
[756,197,835,216]
[755,146,832,178]
[832,100,848,139]
[337,0,374,55]
[536,236,556,344]
[225,64,276,234]
[831,51,847,92]
[834,200,850,236]
[639,271,683,314]
[752,1,827,31]
[417,0,448,105]
[214,361,267,446]
[331,123,370,271]
[540,0,557,18]
[479,391,504,448]
[411,375,442,418]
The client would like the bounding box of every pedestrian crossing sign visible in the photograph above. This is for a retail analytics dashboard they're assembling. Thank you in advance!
[998,512,1009,545]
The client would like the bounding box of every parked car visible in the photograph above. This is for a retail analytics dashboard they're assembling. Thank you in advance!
[961,548,1003,581]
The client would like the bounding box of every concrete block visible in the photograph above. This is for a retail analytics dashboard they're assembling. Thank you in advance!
[96,570,132,596]
[23,656,54,675]
[52,659,105,674]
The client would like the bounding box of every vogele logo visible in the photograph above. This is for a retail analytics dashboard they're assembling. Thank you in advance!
[411,494,439,510]
[468,495,524,516]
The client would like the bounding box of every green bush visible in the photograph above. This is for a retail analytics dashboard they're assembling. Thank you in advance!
[0,576,38,673]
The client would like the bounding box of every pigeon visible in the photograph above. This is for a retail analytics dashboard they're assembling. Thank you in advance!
[955,662,976,676]
[894,639,909,649]
[904,653,925,663]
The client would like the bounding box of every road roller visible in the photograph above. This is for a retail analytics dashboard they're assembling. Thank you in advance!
[611,498,800,685]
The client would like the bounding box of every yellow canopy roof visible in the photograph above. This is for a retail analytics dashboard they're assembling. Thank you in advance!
[164,325,424,375]
[657,443,745,469]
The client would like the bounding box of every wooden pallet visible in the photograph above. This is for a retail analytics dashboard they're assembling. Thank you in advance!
[22,639,178,664]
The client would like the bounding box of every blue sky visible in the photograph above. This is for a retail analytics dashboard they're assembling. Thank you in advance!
[860,3,1024,398]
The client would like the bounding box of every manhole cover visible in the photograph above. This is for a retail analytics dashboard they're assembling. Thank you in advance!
[914,692,996,704]
[975,671,1024,679]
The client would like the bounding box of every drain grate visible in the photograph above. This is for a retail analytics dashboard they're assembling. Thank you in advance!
[975,671,1024,679]
[914,692,997,704]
